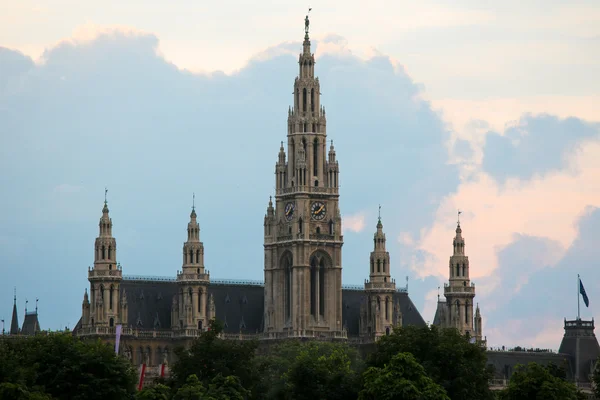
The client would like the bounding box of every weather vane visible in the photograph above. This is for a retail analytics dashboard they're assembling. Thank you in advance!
[104,187,108,204]
[458,209,462,224]
[378,204,381,221]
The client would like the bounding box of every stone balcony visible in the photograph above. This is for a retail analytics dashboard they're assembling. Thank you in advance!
[365,281,396,292]
[277,233,343,242]
[276,185,339,196]
[176,272,210,284]
[88,268,122,280]
[444,283,475,295]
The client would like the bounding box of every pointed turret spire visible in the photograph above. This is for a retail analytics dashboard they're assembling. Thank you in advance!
[453,210,465,256]
[10,288,19,335]
[191,193,197,219]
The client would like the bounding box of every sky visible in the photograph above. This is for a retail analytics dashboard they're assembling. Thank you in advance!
[0,0,599,349]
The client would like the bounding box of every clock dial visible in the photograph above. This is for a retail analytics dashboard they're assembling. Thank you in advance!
[284,202,295,221]
[310,201,327,220]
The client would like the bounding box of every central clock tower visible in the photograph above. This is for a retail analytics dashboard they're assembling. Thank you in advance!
[263,14,344,338]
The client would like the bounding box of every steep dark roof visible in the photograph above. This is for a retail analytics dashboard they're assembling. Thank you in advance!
[104,277,427,336]
[558,319,600,382]
[21,312,40,335]
[9,301,19,335]
[121,280,177,330]
[210,283,264,333]
[432,300,446,326]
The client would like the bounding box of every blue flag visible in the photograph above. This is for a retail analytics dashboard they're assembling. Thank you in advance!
[580,279,590,308]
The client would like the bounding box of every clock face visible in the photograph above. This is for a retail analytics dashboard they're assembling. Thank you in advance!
[310,201,327,221]
[284,202,295,221]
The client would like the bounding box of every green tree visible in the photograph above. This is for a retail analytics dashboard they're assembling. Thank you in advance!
[359,352,450,400]
[0,333,137,400]
[280,341,362,400]
[170,319,257,393]
[172,374,248,400]
[173,375,207,400]
[593,359,600,399]
[136,384,172,400]
[497,362,584,400]
[368,325,494,400]
[0,383,53,400]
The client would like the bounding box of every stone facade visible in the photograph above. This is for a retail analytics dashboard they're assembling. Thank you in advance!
[263,23,344,338]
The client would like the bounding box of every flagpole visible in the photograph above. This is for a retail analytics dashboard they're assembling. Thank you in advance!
[577,274,580,320]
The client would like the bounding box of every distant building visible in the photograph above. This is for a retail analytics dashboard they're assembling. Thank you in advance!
[4,291,41,336]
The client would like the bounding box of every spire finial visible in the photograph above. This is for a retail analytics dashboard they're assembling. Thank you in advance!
[305,8,312,36]
[438,286,440,300]
[104,187,108,205]
[378,204,381,221]
[192,192,195,211]
[457,209,462,225]
[35,298,38,313]
[13,287,16,304]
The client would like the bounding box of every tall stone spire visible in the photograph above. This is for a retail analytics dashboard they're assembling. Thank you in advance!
[443,214,478,339]
[363,206,396,339]
[10,288,19,335]
[264,13,344,337]
[176,195,210,331]
[86,190,123,328]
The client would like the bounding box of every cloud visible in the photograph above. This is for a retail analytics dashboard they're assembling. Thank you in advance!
[343,213,366,233]
[0,47,34,94]
[0,29,460,329]
[482,114,600,182]
[481,207,600,348]
[414,136,600,283]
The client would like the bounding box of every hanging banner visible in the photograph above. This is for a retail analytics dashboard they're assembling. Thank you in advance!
[115,324,122,355]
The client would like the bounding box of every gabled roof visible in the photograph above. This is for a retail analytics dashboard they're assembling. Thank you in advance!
[21,311,40,335]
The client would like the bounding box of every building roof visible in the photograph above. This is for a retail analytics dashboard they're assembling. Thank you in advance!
[119,277,426,335]
[21,311,40,335]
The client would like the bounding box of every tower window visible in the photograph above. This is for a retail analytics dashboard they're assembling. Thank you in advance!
[316,226,320,234]
[377,259,381,272]
[109,318,114,327]
[329,220,333,234]
[456,264,460,277]
[108,246,112,260]
[371,260,374,273]
[462,264,466,277]
[101,245,106,260]
[383,260,386,273]
[303,88,307,112]
[311,89,314,112]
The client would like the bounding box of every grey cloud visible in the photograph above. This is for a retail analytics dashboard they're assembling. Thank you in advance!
[0,47,34,94]
[482,114,600,182]
[0,31,459,328]
[453,138,474,160]
[479,207,600,345]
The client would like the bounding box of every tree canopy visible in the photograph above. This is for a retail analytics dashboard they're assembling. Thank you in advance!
[0,333,136,400]
[170,319,259,394]
[367,325,494,400]
[497,362,586,400]
[360,352,449,400]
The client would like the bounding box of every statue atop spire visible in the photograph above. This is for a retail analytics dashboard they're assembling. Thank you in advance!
[305,8,312,37]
